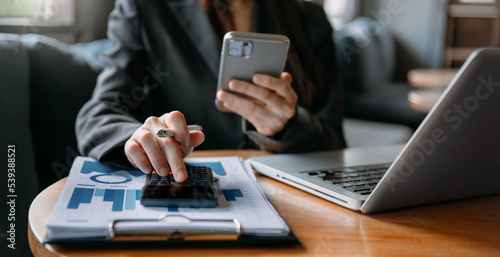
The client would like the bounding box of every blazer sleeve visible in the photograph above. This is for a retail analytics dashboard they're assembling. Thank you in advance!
[76,0,148,167]
[244,3,346,153]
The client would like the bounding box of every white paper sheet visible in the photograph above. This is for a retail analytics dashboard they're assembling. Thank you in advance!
[44,156,289,241]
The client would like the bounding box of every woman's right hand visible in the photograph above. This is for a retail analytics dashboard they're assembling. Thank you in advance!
[124,111,205,182]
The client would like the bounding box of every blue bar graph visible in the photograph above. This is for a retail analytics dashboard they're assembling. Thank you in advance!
[187,162,226,176]
[125,190,137,210]
[103,189,124,212]
[81,188,94,204]
[222,189,244,201]
[67,188,95,209]
[94,188,105,197]
[67,187,141,212]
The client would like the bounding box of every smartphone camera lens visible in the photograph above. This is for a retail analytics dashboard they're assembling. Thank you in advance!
[228,40,252,57]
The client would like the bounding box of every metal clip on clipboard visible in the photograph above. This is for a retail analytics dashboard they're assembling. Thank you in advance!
[108,214,241,241]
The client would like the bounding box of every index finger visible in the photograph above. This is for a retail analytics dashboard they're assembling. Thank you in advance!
[252,73,294,100]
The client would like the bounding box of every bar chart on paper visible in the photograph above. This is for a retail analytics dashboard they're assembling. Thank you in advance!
[66,160,243,213]
[60,159,247,223]
[67,188,142,212]
[59,161,150,224]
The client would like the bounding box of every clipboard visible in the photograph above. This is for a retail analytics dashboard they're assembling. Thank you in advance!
[44,214,299,247]
[109,214,241,241]
[43,157,299,247]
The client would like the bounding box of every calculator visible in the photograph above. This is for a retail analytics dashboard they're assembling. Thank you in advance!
[140,165,218,208]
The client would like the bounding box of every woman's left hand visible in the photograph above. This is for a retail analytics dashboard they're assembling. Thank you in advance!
[216,72,297,136]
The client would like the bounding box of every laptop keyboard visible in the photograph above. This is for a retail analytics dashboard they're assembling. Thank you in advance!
[305,163,391,195]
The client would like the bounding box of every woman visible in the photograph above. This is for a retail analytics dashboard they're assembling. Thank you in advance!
[76,0,346,182]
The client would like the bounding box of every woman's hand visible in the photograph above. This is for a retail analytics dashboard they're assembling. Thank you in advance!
[216,72,297,136]
[124,111,205,182]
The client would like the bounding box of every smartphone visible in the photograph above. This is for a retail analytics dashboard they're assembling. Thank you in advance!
[215,31,290,112]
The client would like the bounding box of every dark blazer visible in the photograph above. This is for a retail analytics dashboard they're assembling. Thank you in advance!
[76,0,346,167]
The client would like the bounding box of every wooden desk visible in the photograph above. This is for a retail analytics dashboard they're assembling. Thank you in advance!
[29,150,500,256]
[407,68,458,113]
[407,89,444,113]
[407,68,459,88]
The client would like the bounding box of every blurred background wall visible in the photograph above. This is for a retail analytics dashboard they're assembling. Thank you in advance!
[0,0,115,43]
[360,0,448,80]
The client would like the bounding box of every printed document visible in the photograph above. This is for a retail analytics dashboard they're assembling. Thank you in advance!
[44,156,289,241]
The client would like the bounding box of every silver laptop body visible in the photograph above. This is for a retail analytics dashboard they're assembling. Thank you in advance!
[249,48,500,213]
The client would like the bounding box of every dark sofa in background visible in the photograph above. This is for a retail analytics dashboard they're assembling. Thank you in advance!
[0,33,112,257]
[336,17,426,128]
[1,33,111,190]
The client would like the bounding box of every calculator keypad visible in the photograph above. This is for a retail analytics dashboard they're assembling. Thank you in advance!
[141,165,218,208]
[148,165,212,186]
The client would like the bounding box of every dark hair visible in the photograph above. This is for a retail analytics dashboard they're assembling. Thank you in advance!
[204,0,329,111]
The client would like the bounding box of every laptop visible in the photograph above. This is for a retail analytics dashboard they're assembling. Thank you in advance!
[249,48,500,213]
